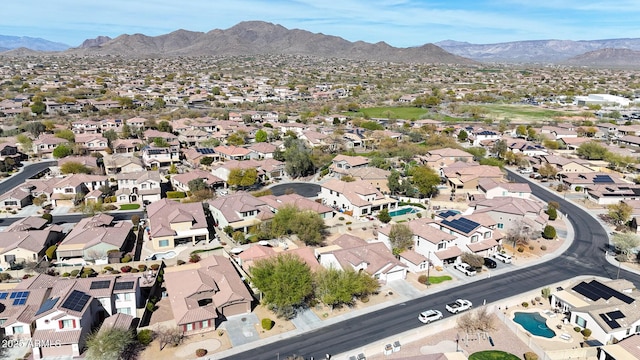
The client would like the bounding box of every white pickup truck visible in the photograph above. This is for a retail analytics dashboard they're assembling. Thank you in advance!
[454,262,477,276]
[446,299,473,314]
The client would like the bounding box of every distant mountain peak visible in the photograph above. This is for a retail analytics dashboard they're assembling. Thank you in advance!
[0,35,70,52]
[79,35,112,48]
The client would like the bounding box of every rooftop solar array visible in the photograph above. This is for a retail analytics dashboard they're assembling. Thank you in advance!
[10,291,29,306]
[114,281,135,291]
[441,217,480,234]
[593,175,614,184]
[197,148,216,155]
[35,297,59,316]
[0,292,7,300]
[572,280,635,304]
[599,310,625,329]
[90,280,111,290]
[438,210,459,219]
[61,290,91,312]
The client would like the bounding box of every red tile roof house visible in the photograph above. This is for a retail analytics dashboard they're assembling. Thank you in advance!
[559,172,628,191]
[318,179,398,218]
[0,226,62,270]
[471,197,547,234]
[146,199,210,251]
[247,142,277,159]
[0,287,49,340]
[207,192,274,234]
[51,174,109,208]
[211,159,285,184]
[55,213,134,262]
[17,274,142,359]
[329,154,370,177]
[260,193,335,219]
[214,145,252,161]
[104,154,144,175]
[237,245,321,273]
[171,170,224,192]
[316,234,407,283]
[31,134,69,157]
[0,186,32,211]
[477,178,532,200]
[58,156,99,173]
[163,255,252,334]
[75,134,109,154]
[444,164,504,190]
[115,170,162,204]
[111,138,142,155]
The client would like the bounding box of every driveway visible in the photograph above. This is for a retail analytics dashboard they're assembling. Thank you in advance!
[269,182,320,197]
[219,313,260,347]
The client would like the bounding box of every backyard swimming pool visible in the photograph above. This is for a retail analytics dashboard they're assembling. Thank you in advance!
[145,250,177,261]
[513,312,556,338]
[389,206,420,217]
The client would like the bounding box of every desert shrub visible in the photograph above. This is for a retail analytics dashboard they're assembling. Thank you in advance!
[104,266,113,271]
[42,213,53,224]
[581,328,592,338]
[177,260,186,265]
[146,302,154,311]
[45,245,57,260]
[574,326,581,332]
[167,191,187,199]
[111,270,120,274]
[120,265,132,273]
[131,268,139,273]
[521,302,529,308]
[150,263,160,270]
[338,217,345,221]
[416,212,422,218]
[418,274,429,284]
[121,254,132,263]
[524,352,539,360]
[346,221,352,225]
[232,231,245,243]
[517,247,525,253]
[261,318,274,330]
[542,225,556,239]
[196,349,207,357]
[83,267,94,274]
[529,245,534,250]
[189,254,201,263]
[361,296,370,303]
[547,206,558,220]
[540,245,547,251]
[62,272,70,277]
[138,264,147,271]
[137,329,153,346]
[70,270,80,277]
[575,186,582,192]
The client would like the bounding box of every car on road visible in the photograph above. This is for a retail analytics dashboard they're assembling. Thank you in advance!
[494,252,512,264]
[446,299,473,314]
[484,257,497,269]
[454,262,477,276]
[418,309,443,324]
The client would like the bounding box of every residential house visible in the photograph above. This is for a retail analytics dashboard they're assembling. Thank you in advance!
[171,170,224,192]
[141,144,179,168]
[181,148,219,168]
[207,192,274,234]
[146,199,210,250]
[56,214,134,261]
[348,167,392,193]
[535,155,595,174]
[470,130,500,146]
[75,134,108,154]
[214,145,252,161]
[125,117,147,129]
[585,184,640,205]
[419,147,475,176]
[329,154,369,177]
[0,288,49,340]
[115,170,162,203]
[211,159,284,184]
[319,179,397,218]
[551,279,640,345]
[32,134,69,156]
[471,197,547,233]
[163,255,252,334]
[444,164,504,190]
[247,142,276,160]
[597,334,640,360]
[476,178,532,199]
[0,186,32,210]
[104,155,144,175]
[617,135,640,148]
[260,193,334,219]
[316,234,407,283]
[178,129,209,146]
[112,139,142,155]
[560,172,628,191]
[507,140,549,157]
[0,226,62,270]
[51,174,108,207]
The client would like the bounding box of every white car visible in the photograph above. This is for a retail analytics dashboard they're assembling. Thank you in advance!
[418,309,443,324]
[494,252,513,264]
[454,262,477,276]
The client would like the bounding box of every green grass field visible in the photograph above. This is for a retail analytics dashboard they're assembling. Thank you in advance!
[119,204,141,210]
[427,275,452,284]
[477,104,576,123]
[469,350,520,360]
[348,107,430,120]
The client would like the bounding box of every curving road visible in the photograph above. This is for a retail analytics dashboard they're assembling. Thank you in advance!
[0,160,57,194]
[221,169,640,360]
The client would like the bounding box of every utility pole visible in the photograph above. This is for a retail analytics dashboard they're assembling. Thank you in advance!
[427,251,431,287]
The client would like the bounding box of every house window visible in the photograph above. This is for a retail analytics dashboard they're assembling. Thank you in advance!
[59,319,74,329]
[119,293,132,301]
[471,235,479,243]
[201,320,209,329]
[498,223,504,229]
[141,184,147,189]
[635,325,640,334]
[575,316,587,328]
[158,240,169,247]
[65,188,73,193]
[117,307,131,315]
[186,323,193,331]
[4,255,16,263]
[484,232,491,239]
[5,201,17,206]
[438,242,446,250]
[13,326,24,334]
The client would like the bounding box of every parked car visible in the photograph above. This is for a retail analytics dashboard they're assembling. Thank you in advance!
[446,299,473,314]
[418,309,443,324]
[494,252,512,264]
[454,262,477,276]
[484,257,497,269]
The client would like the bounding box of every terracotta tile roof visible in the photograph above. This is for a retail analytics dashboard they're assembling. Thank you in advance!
[33,329,82,345]
[399,249,428,265]
[435,246,462,260]
[207,192,270,224]
[147,199,208,238]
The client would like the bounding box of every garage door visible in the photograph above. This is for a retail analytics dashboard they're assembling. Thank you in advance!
[41,344,74,358]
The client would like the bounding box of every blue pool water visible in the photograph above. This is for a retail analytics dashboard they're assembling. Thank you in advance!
[389,207,419,217]
[513,312,556,338]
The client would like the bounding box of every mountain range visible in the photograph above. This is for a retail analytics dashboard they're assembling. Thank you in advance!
[1,21,640,67]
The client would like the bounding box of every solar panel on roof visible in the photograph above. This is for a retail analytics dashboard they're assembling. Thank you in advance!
[90,280,111,290]
[599,313,621,329]
[442,218,481,234]
[607,310,625,320]
[10,291,29,306]
[114,281,135,291]
[0,292,7,300]
[61,290,91,312]
[573,281,601,301]
[590,280,635,304]
[573,280,635,304]
[35,297,59,316]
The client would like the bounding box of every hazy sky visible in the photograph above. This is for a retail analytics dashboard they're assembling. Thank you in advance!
[2,0,639,47]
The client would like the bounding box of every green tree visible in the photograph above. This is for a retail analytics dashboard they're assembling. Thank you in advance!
[491,140,508,158]
[199,157,214,166]
[387,170,402,194]
[291,210,326,245]
[227,168,258,189]
[576,141,609,160]
[55,129,75,142]
[120,124,131,139]
[52,144,73,159]
[377,209,391,223]
[153,97,166,109]
[84,328,135,360]
[60,162,92,174]
[102,129,118,145]
[313,268,379,309]
[527,127,537,141]
[283,138,314,178]
[538,163,558,179]
[542,225,556,239]
[16,134,32,151]
[30,99,46,115]
[157,120,173,133]
[457,130,468,142]
[410,165,440,198]
[255,129,268,143]
[546,206,557,221]
[187,178,208,192]
[388,223,414,255]
[460,252,484,269]
[153,138,169,147]
[607,202,633,227]
[612,233,640,261]
[250,253,313,318]
[227,131,247,146]
[22,121,46,137]
[516,125,527,138]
